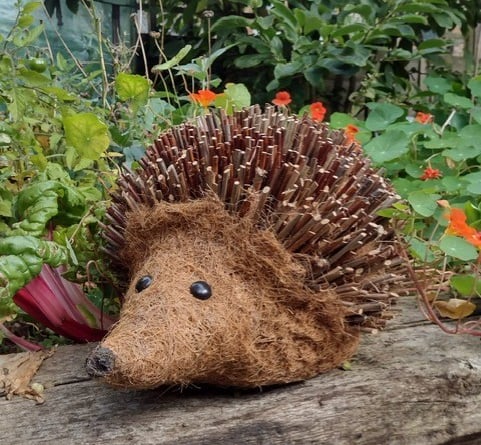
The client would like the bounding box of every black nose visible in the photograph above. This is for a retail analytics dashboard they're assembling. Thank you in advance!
[86,346,116,377]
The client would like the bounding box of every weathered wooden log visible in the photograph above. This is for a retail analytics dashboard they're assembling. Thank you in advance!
[1,298,481,445]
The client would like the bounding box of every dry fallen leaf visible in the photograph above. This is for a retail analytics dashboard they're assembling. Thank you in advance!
[0,349,54,404]
[433,298,476,320]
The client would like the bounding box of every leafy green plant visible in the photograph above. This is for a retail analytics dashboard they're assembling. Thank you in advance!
[0,1,124,346]
[0,1,253,350]
[209,0,464,111]
[2,0,478,348]
[329,72,481,332]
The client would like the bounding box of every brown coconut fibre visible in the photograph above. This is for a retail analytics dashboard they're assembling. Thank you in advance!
[91,105,408,389]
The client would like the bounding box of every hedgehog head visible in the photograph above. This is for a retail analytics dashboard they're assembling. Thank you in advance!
[87,197,358,388]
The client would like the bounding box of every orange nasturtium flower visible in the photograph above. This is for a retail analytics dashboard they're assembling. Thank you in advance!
[445,207,481,249]
[272,91,292,106]
[190,89,218,107]
[344,124,360,144]
[415,112,433,124]
[310,102,327,121]
[420,167,442,180]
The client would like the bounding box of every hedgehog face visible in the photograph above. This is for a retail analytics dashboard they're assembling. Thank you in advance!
[86,198,359,388]
[89,244,260,388]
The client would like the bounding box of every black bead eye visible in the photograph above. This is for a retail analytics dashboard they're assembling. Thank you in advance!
[190,281,212,300]
[135,275,152,292]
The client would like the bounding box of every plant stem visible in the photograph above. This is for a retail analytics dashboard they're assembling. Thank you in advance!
[440,109,456,135]
[0,323,42,352]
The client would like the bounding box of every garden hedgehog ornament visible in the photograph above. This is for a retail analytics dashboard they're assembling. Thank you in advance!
[86,105,408,389]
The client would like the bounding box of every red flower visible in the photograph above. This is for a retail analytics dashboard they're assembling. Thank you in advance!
[420,167,442,180]
[344,124,360,144]
[415,112,433,124]
[445,208,481,249]
[272,91,292,106]
[190,89,218,107]
[310,102,327,121]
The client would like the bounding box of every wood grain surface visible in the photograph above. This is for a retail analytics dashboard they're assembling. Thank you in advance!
[1,296,481,445]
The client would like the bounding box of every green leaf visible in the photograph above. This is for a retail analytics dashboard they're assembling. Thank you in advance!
[65,146,77,170]
[408,238,436,262]
[408,191,441,217]
[40,86,76,101]
[463,172,481,183]
[22,1,42,14]
[396,14,428,25]
[56,52,69,71]
[470,106,481,124]
[441,176,466,193]
[439,235,479,261]
[363,130,409,163]
[365,102,404,131]
[332,23,366,37]
[18,68,49,86]
[404,162,423,178]
[467,182,481,195]
[151,45,192,72]
[432,11,458,28]
[0,198,12,217]
[424,76,452,94]
[18,14,34,28]
[331,41,370,67]
[211,16,254,33]
[442,146,481,161]
[303,14,325,35]
[344,4,374,23]
[270,35,284,59]
[418,39,447,51]
[12,181,84,236]
[396,3,442,14]
[234,54,269,69]
[215,83,251,114]
[450,274,481,296]
[468,76,481,98]
[388,49,413,60]
[274,61,303,79]
[13,24,44,47]
[0,237,68,302]
[330,112,358,128]
[459,124,481,145]
[424,133,459,149]
[63,113,110,161]
[271,0,298,31]
[304,66,325,88]
[443,93,473,109]
[115,73,150,112]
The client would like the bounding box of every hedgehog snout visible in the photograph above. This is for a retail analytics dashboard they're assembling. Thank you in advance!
[86,346,116,378]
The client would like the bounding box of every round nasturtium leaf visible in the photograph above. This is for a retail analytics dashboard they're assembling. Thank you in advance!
[115,73,150,110]
[365,102,404,131]
[439,235,479,261]
[450,274,481,297]
[443,93,473,109]
[407,191,441,217]
[363,130,409,163]
[63,113,110,161]
[468,76,481,98]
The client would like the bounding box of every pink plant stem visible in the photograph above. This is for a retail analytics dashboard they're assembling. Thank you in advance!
[13,264,116,343]
[401,245,481,337]
[0,323,43,352]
